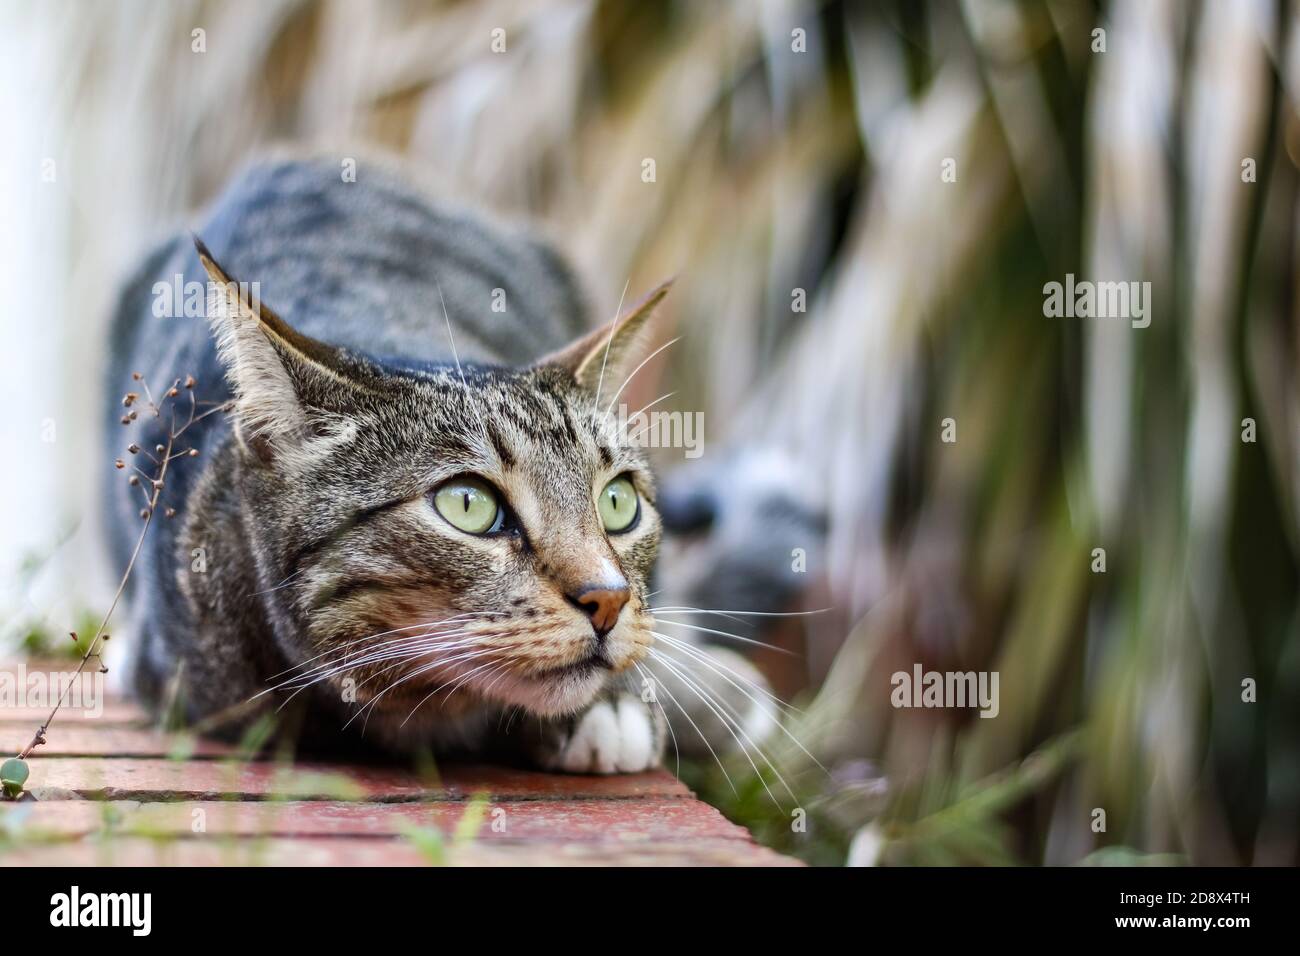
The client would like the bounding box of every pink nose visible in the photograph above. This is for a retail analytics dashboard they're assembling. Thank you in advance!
[568,584,630,638]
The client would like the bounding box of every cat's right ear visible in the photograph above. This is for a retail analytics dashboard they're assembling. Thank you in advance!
[536,279,673,393]
[195,236,366,466]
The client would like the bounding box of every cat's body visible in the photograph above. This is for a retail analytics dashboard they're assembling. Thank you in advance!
[103,158,679,768]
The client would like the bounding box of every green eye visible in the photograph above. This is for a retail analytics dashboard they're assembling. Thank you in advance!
[598,476,640,533]
[433,476,502,535]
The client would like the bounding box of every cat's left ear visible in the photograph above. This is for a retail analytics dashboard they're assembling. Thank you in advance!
[195,237,368,465]
[537,279,673,392]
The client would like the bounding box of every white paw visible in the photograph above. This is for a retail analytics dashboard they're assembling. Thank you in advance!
[551,695,661,774]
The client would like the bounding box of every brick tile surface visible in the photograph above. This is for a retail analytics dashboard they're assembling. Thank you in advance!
[0,836,800,867]
[21,758,693,802]
[6,796,753,842]
[0,725,235,757]
[0,659,801,866]
[0,702,148,726]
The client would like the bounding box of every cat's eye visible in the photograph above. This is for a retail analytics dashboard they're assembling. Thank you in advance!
[433,476,502,535]
[598,476,640,533]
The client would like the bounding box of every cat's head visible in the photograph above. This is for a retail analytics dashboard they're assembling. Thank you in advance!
[197,241,667,722]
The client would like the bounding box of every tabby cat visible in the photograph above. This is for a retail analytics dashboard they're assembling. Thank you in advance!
[104,156,755,772]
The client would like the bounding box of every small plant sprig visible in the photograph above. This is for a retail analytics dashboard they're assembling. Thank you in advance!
[1,373,228,800]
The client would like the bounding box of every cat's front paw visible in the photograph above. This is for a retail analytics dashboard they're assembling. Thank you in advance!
[540,694,664,774]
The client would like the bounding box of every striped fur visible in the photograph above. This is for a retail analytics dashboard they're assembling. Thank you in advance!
[104,157,668,765]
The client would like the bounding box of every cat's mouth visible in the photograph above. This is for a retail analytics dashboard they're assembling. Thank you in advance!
[536,651,614,680]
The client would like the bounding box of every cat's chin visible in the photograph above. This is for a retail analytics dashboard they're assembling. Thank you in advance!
[477,666,609,718]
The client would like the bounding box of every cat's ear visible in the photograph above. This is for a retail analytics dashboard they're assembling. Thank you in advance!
[538,279,673,392]
[195,236,365,465]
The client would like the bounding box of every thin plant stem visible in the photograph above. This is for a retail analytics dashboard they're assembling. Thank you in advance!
[13,377,222,762]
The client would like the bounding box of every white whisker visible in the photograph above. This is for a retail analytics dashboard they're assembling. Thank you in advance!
[649,606,832,619]
[258,629,479,696]
[649,617,799,655]
[620,390,676,428]
[436,276,491,439]
[267,612,499,679]
[639,654,738,797]
[648,647,795,806]
[592,278,631,413]
[652,631,803,717]
[438,658,505,707]
[253,568,304,597]
[401,658,506,727]
[635,660,680,777]
[273,641,480,713]
[603,336,680,415]
[653,635,825,773]
[347,644,498,731]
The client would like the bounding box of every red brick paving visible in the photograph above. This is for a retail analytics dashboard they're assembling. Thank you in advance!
[19,757,694,801]
[1,701,148,726]
[0,836,800,867]
[0,726,235,758]
[0,661,799,866]
[9,797,755,841]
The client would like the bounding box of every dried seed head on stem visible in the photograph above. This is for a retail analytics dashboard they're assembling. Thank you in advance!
[12,373,230,767]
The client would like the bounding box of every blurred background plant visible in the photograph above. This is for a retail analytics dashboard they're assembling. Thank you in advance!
[1,0,1297,865]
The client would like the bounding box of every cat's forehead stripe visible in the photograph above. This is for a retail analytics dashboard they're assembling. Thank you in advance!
[485,421,516,468]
